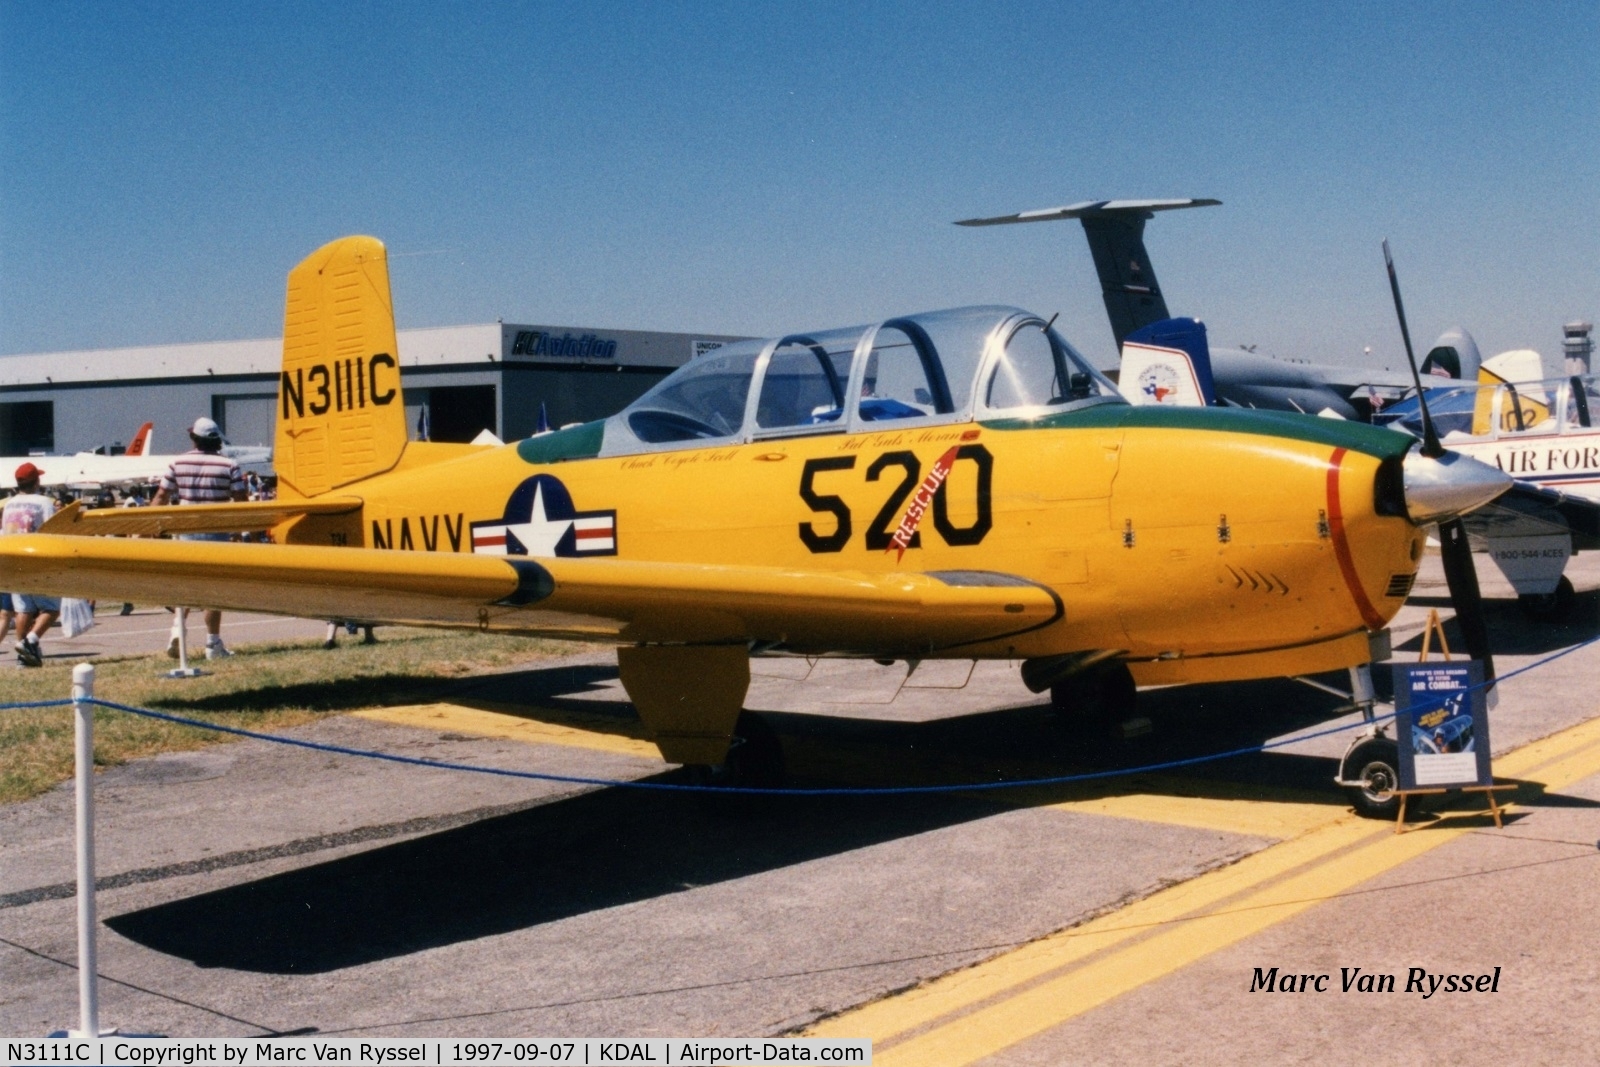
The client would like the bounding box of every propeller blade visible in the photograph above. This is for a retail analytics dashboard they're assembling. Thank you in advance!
[1382,239,1444,458]
[1437,517,1495,684]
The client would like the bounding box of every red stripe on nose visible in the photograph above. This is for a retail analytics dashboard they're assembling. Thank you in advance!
[1326,447,1386,631]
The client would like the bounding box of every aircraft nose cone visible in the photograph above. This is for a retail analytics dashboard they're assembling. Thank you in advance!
[1401,448,1512,524]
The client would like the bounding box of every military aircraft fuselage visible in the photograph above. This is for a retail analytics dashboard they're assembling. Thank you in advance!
[286,403,1424,674]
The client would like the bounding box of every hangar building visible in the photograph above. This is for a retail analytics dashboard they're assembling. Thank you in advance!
[0,322,748,457]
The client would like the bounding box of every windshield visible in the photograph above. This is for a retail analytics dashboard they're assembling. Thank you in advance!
[983,319,1119,411]
[602,306,1122,454]
[622,340,763,443]
[755,327,865,432]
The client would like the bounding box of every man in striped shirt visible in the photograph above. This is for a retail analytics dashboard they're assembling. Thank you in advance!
[153,417,247,659]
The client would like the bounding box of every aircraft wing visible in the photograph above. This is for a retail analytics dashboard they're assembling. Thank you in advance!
[41,499,362,537]
[1461,481,1600,551]
[0,534,1063,655]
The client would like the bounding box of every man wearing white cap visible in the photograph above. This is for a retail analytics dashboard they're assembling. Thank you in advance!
[153,417,247,659]
[3,461,60,666]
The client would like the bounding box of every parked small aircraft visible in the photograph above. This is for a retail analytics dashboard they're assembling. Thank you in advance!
[0,236,1513,815]
[0,422,273,492]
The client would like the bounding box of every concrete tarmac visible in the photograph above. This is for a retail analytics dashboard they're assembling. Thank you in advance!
[6,606,334,668]
[1,556,1596,1061]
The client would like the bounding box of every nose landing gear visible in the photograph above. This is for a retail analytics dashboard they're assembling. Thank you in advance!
[1329,663,1402,819]
[1339,734,1402,819]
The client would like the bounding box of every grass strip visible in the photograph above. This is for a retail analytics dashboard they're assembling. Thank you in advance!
[0,627,593,805]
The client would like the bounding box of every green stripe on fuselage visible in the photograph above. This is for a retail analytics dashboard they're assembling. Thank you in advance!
[982,403,1414,460]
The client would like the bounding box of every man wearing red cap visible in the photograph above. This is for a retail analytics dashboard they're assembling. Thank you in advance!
[2,462,60,667]
[153,417,247,659]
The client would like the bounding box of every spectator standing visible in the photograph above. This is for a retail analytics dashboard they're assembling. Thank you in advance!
[2,462,60,667]
[153,417,247,659]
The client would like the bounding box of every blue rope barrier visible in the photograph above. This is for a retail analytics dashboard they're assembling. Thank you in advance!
[4,632,1596,797]
[85,696,1396,796]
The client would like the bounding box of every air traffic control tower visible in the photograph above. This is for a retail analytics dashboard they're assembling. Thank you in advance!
[1565,320,1593,375]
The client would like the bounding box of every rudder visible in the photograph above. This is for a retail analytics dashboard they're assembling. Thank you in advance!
[274,236,408,499]
[1118,317,1218,407]
[125,422,154,456]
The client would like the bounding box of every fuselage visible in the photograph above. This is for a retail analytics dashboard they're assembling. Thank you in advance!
[285,404,1425,665]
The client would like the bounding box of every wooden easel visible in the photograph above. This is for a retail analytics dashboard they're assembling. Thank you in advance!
[1394,611,1516,833]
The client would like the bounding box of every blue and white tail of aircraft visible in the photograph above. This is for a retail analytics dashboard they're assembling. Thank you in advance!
[1117,318,1219,407]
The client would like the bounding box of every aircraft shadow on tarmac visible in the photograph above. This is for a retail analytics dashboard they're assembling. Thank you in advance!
[440,662,656,738]
[138,672,486,715]
[137,659,635,724]
[105,664,1382,975]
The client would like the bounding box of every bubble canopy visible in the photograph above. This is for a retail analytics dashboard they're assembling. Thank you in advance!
[600,306,1122,454]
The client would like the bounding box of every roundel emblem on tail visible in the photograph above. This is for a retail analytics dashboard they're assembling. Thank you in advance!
[470,474,617,558]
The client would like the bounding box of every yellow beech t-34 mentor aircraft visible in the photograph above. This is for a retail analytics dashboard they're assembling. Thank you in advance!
[0,236,1514,814]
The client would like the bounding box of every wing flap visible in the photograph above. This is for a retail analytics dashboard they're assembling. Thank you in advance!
[41,498,363,538]
[533,559,1064,651]
[0,535,1063,653]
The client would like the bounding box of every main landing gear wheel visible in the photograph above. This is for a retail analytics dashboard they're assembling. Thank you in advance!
[1519,575,1575,624]
[692,711,785,790]
[1049,663,1139,737]
[1343,736,1401,820]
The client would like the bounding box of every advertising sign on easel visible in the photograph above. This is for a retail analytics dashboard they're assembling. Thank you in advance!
[1386,610,1513,831]
[1393,660,1491,790]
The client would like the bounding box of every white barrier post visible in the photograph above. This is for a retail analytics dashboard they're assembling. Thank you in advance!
[71,663,100,1038]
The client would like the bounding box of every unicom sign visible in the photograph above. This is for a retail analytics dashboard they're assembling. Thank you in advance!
[510,330,618,359]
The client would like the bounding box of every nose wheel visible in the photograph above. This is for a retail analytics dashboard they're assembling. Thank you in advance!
[1340,735,1401,819]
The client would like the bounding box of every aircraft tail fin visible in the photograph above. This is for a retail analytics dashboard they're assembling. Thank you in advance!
[1118,317,1218,407]
[955,199,1219,345]
[1472,351,1551,435]
[125,422,154,457]
[274,236,408,499]
[1480,348,1544,385]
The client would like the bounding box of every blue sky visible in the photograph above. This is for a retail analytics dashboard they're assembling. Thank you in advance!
[1,1,1594,371]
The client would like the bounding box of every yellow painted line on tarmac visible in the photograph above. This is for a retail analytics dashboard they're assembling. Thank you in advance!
[812,711,1600,1066]
[1036,786,1344,839]
[807,816,1382,1042]
[873,815,1459,1066]
[1494,713,1600,780]
[353,703,663,761]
